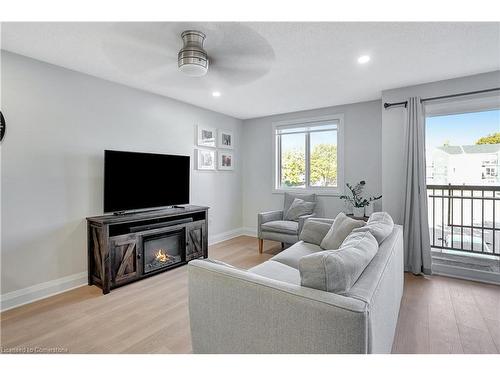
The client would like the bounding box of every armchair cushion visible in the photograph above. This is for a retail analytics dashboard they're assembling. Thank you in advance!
[284,198,316,222]
[258,210,284,238]
[261,220,299,235]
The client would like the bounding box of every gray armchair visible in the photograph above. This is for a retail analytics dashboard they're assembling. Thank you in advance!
[257,193,318,253]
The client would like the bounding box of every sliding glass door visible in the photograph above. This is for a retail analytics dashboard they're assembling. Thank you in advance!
[425,99,500,283]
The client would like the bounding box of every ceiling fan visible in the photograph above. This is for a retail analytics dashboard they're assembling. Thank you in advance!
[178,30,209,77]
[102,23,275,88]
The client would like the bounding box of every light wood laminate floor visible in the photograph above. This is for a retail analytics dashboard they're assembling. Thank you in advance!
[1,236,499,354]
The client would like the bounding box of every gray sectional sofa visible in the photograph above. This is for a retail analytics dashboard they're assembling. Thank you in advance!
[188,216,404,354]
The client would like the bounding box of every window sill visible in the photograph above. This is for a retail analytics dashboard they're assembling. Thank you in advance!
[272,187,344,197]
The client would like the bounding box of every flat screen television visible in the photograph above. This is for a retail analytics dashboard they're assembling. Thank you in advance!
[104,150,190,213]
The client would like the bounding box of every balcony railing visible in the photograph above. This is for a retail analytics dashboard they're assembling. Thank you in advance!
[427,184,500,257]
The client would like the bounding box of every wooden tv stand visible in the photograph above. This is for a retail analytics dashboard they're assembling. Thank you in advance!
[86,205,209,294]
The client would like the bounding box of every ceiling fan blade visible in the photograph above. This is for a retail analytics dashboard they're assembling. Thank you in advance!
[208,65,271,86]
[206,23,276,86]
[101,22,181,74]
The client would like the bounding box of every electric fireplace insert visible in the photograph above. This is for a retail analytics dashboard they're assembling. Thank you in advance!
[143,230,185,274]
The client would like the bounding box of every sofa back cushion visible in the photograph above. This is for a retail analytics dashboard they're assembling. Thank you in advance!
[283,192,316,213]
[299,219,332,246]
[320,212,365,250]
[284,198,316,222]
[346,225,402,303]
[299,231,378,294]
[352,211,394,244]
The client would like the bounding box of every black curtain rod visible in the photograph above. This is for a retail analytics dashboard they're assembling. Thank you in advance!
[383,87,500,109]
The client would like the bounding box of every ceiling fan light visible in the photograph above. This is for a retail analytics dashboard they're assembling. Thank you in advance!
[178,30,209,77]
[179,62,208,77]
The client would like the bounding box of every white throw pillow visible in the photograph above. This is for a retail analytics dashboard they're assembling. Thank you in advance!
[351,211,394,244]
[320,212,366,250]
[299,231,378,293]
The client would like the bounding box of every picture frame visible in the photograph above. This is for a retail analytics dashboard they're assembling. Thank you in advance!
[217,151,234,171]
[218,129,234,149]
[197,125,216,148]
[196,149,216,170]
[196,125,217,147]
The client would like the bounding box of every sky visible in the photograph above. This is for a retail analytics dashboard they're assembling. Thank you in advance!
[426,109,500,151]
[281,130,337,151]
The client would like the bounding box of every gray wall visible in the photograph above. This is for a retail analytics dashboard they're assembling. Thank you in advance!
[3,47,498,298]
[1,51,243,294]
[241,100,382,230]
[381,70,500,224]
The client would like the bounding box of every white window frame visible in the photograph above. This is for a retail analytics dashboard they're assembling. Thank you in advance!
[272,114,344,196]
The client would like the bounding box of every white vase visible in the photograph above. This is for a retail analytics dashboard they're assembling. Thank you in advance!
[364,204,373,217]
[353,207,364,218]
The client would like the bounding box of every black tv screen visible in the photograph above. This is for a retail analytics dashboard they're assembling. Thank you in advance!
[104,150,190,213]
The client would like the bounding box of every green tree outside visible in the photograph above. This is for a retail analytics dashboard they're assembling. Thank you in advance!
[281,149,305,186]
[310,144,337,186]
[281,144,337,187]
[476,132,500,145]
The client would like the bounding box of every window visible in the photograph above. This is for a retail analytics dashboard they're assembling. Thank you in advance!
[273,115,343,194]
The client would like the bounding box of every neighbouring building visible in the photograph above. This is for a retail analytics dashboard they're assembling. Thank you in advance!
[427,144,500,185]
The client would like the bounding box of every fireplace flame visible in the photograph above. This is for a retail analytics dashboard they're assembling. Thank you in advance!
[155,249,171,263]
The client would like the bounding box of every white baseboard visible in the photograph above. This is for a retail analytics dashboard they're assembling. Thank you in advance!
[209,226,257,244]
[433,264,500,285]
[209,227,245,245]
[0,228,254,312]
[241,226,257,237]
[1,272,88,312]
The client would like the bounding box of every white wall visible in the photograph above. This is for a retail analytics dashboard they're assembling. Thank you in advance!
[241,100,382,231]
[0,51,243,295]
[381,70,500,224]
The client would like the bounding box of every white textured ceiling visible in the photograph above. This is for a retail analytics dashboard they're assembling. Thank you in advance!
[2,22,500,119]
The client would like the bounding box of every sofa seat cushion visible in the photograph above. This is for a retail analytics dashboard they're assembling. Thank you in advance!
[299,231,379,294]
[271,241,323,269]
[248,260,300,285]
[261,220,299,235]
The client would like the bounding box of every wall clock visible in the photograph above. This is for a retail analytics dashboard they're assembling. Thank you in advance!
[0,111,5,142]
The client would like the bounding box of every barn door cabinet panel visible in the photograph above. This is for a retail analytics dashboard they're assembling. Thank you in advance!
[110,234,141,286]
[186,220,207,261]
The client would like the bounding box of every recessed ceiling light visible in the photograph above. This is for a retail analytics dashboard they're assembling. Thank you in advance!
[212,91,221,97]
[357,55,370,64]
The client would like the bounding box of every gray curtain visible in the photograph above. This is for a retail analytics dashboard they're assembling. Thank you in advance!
[403,97,432,274]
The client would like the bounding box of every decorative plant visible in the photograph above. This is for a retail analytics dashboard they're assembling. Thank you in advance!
[340,180,382,208]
